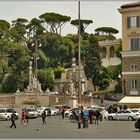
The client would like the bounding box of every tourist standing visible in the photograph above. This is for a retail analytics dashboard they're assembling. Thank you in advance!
[61,107,65,119]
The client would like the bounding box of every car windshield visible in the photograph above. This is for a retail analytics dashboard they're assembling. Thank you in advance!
[6,109,16,113]
[27,108,35,112]
[0,109,5,113]
[130,109,139,113]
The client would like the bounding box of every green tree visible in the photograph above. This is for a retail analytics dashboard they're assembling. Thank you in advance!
[95,27,119,40]
[0,19,10,82]
[115,39,122,58]
[54,66,65,79]
[71,19,93,33]
[38,68,54,91]
[83,41,102,91]
[98,67,113,90]
[27,18,45,38]
[2,42,30,92]
[39,12,71,34]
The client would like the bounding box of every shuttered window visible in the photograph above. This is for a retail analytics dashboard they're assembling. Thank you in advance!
[127,16,140,29]
[130,38,139,51]
[127,80,140,90]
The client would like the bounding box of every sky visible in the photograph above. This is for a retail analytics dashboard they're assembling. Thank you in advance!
[0,0,138,38]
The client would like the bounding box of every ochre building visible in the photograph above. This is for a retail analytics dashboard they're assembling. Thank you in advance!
[119,2,140,96]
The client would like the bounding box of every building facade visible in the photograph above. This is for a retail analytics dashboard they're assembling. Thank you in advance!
[119,2,140,96]
[99,39,121,67]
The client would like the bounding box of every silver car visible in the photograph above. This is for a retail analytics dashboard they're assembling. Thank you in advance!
[107,109,140,121]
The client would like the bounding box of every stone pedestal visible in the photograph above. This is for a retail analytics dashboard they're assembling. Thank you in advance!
[68,96,77,108]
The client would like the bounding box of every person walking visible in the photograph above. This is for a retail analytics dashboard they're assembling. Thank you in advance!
[61,107,65,119]
[21,109,26,125]
[41,110,46,124]
[25,110,29,123]
[89,110,93,124]
[10,111,16,128]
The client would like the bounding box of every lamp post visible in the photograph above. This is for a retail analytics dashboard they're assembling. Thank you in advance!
[78,0,81,129]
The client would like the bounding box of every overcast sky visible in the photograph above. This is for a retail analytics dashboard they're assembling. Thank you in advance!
[0,0,138,38]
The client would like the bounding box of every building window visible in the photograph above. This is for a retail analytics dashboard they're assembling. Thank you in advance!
[129,37,139,51]
[127,16,140,29]
[101,47,106,58]
[130,64,138,71]
[110,46,115,57]
[131,80,137,90]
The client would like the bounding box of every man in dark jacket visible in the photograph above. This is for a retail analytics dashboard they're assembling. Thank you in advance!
[10,111,16,128]
[41,110,47,124]
[94,110,101,124]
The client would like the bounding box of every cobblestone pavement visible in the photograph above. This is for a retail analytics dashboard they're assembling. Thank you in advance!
[0,114,140,139]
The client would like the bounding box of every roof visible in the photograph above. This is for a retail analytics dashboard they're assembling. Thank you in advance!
[119,96,140,104]
[121,2,140,9]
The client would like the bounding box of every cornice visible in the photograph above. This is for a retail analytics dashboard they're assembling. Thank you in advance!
[118,7,140,14]
[99,40,120,46]
[122,51,140,57]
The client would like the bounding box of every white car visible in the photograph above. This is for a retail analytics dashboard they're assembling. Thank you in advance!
[26,108,38,118]
[107,109,140,121]
[36,107,57,116]
[36,107,47,116]
[0,108,19,120]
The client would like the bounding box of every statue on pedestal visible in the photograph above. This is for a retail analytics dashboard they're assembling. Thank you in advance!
[25,60,43,94]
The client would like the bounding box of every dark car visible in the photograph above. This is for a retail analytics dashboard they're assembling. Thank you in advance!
[135,118,140,131]
[104,95,118,101]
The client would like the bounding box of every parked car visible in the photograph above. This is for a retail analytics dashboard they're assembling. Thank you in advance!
[104,95,118,101]
[0,108,19,120]
[36,107,47,116]
[26,108,38,118]
[45,107,57,116]
[135,117,140,131]
[36,107,57,116]
[54,105,62,115]
[107,109,140,121]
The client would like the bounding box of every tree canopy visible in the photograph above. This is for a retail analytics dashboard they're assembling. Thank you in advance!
[71,19,93,33]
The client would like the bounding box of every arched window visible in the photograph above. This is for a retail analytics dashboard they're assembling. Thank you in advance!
[110,46,115,57]
[101,47,106,58]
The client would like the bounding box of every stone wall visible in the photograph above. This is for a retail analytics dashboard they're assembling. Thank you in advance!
[0,94,15,107]
[0,93,94,108]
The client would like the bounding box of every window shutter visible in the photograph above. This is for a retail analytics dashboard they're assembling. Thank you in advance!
[127,80,131,90]
[137,80,140,89]
[137,16,140,27]
[131,38,134,50]
[127,17,130,29]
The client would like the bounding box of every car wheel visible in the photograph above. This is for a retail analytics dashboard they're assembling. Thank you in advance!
[70,115,74,120]
[6,116,10,121]
[65,113,69,117]
[128,116,134,121]
[108,116,113,120]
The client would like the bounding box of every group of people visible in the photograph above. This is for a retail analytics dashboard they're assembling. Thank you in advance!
[70,107,103,125]
[10,108,47,128]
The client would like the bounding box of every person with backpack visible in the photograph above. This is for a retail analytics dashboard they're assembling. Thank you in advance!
[10,111,16,128]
